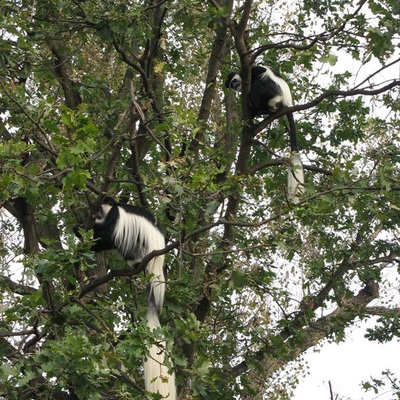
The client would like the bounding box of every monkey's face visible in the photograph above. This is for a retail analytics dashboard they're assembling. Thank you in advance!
[225,72,242,92]
[94,203,113,224]
[230,77,242,92]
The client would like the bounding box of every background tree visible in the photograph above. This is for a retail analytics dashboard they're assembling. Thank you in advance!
[0,0,399,399]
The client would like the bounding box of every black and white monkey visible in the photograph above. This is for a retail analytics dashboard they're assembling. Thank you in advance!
[225,65,305,203]
[81,197,176,399]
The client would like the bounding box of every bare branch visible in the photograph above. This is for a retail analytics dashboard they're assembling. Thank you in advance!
[48,39,82,110]
[189,0,234,153]
[252,0,368,57]
[352,57,400,90]
[247,158,333,176]
[236,0,253,38]
[0,80,58,157]
[365,306,400,316]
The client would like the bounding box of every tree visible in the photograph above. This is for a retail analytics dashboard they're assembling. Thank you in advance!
[0,0,399,398]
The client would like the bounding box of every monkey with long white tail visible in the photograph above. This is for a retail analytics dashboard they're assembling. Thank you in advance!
[78,197,176,399]
[225,65,305,203]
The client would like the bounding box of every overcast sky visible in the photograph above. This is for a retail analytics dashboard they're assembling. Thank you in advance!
[293,319,400,400]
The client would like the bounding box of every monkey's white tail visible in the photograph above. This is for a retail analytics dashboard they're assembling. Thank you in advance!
[287,152,305,203]
[121,213,176,398]
[144,287,177,399]
[146,254,166,311]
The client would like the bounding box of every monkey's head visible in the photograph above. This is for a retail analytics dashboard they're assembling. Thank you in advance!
[94,196,116,223]
[225,72,242,92]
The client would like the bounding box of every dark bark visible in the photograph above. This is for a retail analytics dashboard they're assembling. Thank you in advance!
[49,40,82,110]
[188,0,234,154]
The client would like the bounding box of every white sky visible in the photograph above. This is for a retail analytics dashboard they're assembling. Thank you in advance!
[293,319,400,400]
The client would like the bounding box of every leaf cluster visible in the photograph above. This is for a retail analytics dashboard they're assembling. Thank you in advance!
[0,0,399,399]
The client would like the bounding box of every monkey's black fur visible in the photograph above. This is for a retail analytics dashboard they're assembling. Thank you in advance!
[74,197,176,398]
[225,66,297,150]
[225,65,304,202]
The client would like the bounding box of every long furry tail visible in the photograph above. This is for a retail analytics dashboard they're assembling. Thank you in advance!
[146,254,166,311]
[144,289,177,399]
[118,209,176,397]
[287,152,305,203]
[144,250,176,399]
[287,113,305,203]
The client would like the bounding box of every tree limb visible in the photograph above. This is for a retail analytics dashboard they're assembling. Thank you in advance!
[251,79,400,138]
[0,275,37,296]
[230,280,380,378]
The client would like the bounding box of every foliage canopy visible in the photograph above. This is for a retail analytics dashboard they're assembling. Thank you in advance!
[0,0,399,399]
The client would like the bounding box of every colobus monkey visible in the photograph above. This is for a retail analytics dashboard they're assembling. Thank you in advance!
[81,197,176,399]
[225,65,304,203]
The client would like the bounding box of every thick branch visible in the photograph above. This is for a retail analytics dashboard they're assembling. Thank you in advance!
[230,281,380,378]
[48,40,82,110]
[248,158,333,176]
[0,275,37,296]
[236,0,253,39]
[364,306,400,317]
[198,3,233,122]
[188,0,234,153]
[3,199,56,309]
